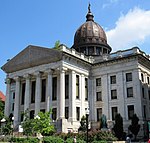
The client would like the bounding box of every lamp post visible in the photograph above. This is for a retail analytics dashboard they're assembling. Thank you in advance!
[85,108,89,143]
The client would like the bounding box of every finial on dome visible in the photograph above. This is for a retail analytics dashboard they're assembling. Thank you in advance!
[86,3,94,21]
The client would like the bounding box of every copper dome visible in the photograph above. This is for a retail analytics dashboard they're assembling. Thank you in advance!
[72,4,111,56]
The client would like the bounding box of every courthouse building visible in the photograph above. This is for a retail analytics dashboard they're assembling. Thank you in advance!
[2,5,150,135]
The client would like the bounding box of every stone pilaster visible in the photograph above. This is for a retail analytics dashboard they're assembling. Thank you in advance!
[4,78,11,117]
[35,72,42,116]
[14,76,21,128]
[24,74,31,113]
[81,74,85,116]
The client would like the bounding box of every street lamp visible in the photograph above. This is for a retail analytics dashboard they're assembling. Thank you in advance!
[85,108,89,143]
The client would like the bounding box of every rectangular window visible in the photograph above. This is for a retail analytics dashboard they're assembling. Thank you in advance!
[85,78,88,100]
[111,89,117,99]
[13,92,15,99]
[96,91,102,101]
[127,87,133,97]
[65,107,69,119]
[112,107,118,120]
[30,110,35,119]
[148,90,150,100]
[141,73,144,82]
[143,105,146,119]
[52,77,57,101]
[20,112,24,122]
[52,108,57,120]
[76,107,80,121]
[21,83,26,105]
[126,73,132,82]
[110,75,116,84]
[97,108,102,121]
[96,78,101,86]
[147,77,150,84]
[41,79,46,102]
[12,103,14,111]
[128,105,134,120]
[76,75,79,99]
[31,81,36,103]
[65,75,69,99]
[142,87,145,98]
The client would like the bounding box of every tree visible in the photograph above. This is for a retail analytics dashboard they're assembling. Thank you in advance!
[128,114,140,140]
[53,40,61,50]
[113,113,123,140]
[33,111,55,136]
[78,115,87,132]
[0,97,4,120]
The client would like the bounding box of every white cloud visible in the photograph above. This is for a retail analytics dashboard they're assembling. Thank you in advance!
[106,7,150,51]
[102,0,119,9]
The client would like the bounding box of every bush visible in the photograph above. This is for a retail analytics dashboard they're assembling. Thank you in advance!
[92,141,107,143]
[43,136,64,143]
[11,137,39,143]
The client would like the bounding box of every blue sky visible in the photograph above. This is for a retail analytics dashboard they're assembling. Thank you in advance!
[1,0,150,94]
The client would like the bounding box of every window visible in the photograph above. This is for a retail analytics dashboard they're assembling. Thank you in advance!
[141,73,144,82]
[148,90,150,100]
[12,103,14,111]
[65,75,69,99]
[21,83,26,105]
[112,107,118,120]
[31,81,36,103]
[147,77,150,84]
[111,89,117,99]
[76,75,79,99]
[85,78,88,100]
[52,77,57,100]
[65,107,69,119]
[96,92,102,101]
[142,87,145,98]
[97,108,102,121]
[143,105,146,119]
[13,92,15,99]
[126,73,132,82]
[20,112,24,122]
[110,75,116,84]
[40,109,45,113]
[76,107,80,121]
[96,78,101,86]
[30,110,35,119]
[127,87,133,97]
[41,79,46,102]
[128,105,134,120]
[52,108,57,120]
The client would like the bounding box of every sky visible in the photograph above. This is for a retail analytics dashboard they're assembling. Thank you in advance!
[1,0,150,94]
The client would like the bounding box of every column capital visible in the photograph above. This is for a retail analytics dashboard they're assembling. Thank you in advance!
[5,78,11,84]
[14,76,21,82]
[34,71,43,77]
[23,74,31,79]
[45,69,54,75]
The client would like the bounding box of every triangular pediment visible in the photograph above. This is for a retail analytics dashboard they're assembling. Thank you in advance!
[2,45,63,73]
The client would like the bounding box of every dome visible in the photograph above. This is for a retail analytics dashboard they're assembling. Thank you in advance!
[72,4,111,56]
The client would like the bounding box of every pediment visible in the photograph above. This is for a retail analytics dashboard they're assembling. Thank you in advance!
[2,45,63,73]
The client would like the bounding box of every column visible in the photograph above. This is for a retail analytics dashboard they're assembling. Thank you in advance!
[35,72,42,116]
[14,77,21,128]
[81,74,85,116]
[46,70,53,112]
[24,74,31,113]
[69,70,76,121]
[4,78,11,117]
[59,69,65,118]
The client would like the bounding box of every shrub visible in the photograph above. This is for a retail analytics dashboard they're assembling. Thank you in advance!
[43,136,64,143]
[11,137,39,143]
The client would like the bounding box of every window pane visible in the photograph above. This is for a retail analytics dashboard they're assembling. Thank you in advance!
[41,79,46,102]
[112,107,118,120]
[127,87,133,97]
[85,78,88,100]
[52,108,57,120]
[96,78,101,86]
[111,89,117,99]
[96,92,102,101]
[52,77,57,100]
[110,76,116,84]
[97,108,102,121]
[65,75,69,99]
[128,105,134,120]
[126,73,132,82]
[76,75,79,99]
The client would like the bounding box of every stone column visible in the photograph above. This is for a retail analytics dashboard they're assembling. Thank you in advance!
[59,69,65,118]
[24,74,31,113]
[4,78,11,117]
[46,70,53,112]
[69,70,76,121]
[81,74,85,116]
[35,72,42,116]
[14,77,21,128]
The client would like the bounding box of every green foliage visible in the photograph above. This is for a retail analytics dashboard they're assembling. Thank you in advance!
[11,137,39,143]
[43,136,64,143]
[0,97,4,120]
[78,115,86,132]
[128,114,140,140]
[33,111,55,135]
[92,141,107,143]
[53,40,61,50]
[113,113,123,140]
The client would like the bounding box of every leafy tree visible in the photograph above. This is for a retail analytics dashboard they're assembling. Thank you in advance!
[53,40,61,50]
[128,114,140,140]
[33,111,55,136]
[21,109,35,136]
[113,113,123,140]
[0,97,4,120]
[78,115,86,132]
